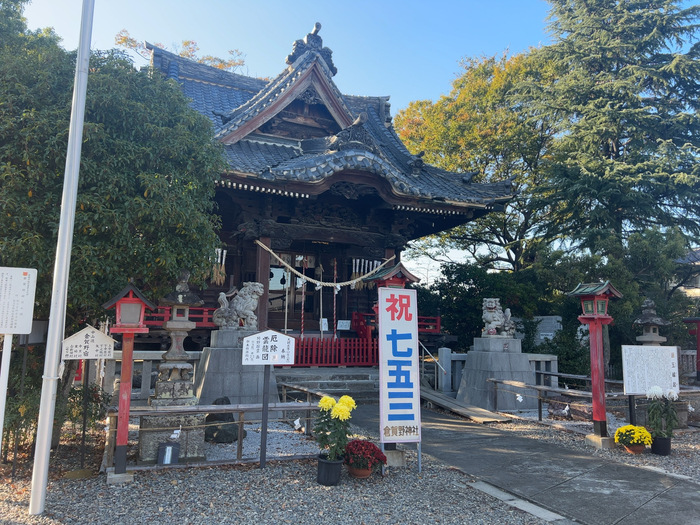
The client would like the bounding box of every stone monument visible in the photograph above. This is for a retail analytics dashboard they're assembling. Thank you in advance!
[456,298,557,411]
[139,271,206,463]
[194,282,280,414]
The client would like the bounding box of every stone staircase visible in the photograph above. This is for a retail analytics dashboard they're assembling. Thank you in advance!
[274,367,380,403]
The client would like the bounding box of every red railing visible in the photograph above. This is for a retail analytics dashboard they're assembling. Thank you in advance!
[143,308,438,367]
[351,311,440,338]
[289,337,379,367]
[144,306,217,328]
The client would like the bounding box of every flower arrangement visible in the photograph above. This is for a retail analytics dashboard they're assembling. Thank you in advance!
[313,395,356,461]
[344,439,387,471]
[614,424,652,447]
[646,386,679,438]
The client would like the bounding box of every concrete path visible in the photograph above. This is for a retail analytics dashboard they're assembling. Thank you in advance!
[351,403,700,525]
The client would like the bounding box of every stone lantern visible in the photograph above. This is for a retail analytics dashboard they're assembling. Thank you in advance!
[633,299,670,345]
[138,270,206,464]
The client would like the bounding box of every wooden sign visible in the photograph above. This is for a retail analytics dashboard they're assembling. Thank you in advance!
[62,325,115,360]
[242,330,295,365]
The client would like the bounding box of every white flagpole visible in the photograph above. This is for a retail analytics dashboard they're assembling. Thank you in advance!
[29,0,95,515]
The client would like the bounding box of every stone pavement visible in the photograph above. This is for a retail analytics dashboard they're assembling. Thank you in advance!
[351,403,700,525]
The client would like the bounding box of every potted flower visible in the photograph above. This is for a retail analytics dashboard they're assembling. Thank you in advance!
[344,439,387,478]
[313,395,356,485]
[614,424,652,454]
[646,385,679,456]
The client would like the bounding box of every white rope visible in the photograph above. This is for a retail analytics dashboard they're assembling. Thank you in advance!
[255,240,395,288]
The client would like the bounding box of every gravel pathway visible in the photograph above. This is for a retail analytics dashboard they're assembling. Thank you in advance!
[2,410,700,525]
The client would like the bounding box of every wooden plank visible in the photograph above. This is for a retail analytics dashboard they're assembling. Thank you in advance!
[420,388,511,424]
[108,401,317,417]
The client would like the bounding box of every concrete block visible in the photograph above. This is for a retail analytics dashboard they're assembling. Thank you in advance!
[585,434,615,449]
[106,470,134,484]
[385,449,406,467]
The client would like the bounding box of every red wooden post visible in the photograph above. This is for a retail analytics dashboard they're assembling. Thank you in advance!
[682,318,700,381]
[569,281,622,439]
[581,317,613,437]
[115,332,134,473]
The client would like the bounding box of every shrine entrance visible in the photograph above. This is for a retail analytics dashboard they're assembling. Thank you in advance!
[268,252,318,332]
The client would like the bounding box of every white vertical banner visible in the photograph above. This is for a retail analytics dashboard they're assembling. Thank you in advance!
[378,287,421,443]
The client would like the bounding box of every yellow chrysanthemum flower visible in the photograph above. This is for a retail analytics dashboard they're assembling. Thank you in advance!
[338,395,356,410]
[331,403,351,421]
[318,396,336,411]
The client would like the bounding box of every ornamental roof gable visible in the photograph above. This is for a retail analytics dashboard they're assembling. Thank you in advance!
[148,24,515,211]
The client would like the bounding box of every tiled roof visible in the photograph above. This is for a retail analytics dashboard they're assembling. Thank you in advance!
[148,33,514,208]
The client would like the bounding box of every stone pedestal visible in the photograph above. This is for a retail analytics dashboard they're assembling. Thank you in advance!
[138,318,205,464]
[194,328,280,418]
[456,337,557,412]
[473,336,522,353]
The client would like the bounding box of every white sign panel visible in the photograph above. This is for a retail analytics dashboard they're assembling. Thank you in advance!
[621,345,679,395]
[242,330,295,365]
[62,325,115,360]
[0,267,37,335]
[378,287,421,443]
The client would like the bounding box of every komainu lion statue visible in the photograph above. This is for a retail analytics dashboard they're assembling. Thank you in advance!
[213,282,264,330]
[481,297,516,337]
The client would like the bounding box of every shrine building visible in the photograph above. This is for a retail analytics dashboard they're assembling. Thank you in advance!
[147,23,513,345]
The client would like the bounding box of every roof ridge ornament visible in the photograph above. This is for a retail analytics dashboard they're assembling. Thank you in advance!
[286,22,338,76]
[328,112,378,154]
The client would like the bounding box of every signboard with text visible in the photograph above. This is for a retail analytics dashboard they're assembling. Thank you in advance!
[242,330,295,365]
[0,267,37,335]
[62,325,115,360]
[622,345,679,395]
[378,287,421,443]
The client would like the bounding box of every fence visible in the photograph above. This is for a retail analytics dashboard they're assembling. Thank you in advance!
[289,337,378,367]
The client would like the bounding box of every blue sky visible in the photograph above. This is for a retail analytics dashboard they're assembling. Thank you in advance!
[23,0,553,111]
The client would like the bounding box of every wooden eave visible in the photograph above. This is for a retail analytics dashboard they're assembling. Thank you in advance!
[215,170,499,217]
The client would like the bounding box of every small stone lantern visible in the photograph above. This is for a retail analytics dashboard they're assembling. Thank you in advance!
[633,299,670,345]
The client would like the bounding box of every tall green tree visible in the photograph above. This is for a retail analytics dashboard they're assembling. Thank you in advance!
[0,3,223,327]
[395,53,558,271]
[523,0,700,255]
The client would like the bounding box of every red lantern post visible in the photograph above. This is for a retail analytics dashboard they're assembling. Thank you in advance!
[102,284,156,474]
[683,318,700,381]
[568,281,622,438]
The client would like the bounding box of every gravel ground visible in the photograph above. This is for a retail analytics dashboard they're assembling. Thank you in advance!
[2,408,700,525]
[1,420,546,525]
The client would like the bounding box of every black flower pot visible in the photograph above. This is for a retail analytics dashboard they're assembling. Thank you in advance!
[317,454,343,486]
[651,437,672,456]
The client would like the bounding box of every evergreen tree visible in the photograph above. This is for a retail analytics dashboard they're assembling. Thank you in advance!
[523,0,700,254]
[0,1,223,327]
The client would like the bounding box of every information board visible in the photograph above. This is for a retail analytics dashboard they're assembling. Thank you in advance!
[62,325,115,360]
[378,287,421,444]
[242,330,295,365]
[0,267,37,335]
[621,345,679,395]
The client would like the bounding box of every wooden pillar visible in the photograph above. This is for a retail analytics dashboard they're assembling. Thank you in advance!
[115,332,134,474]
[580,316,613,437]
[256,237,271,330]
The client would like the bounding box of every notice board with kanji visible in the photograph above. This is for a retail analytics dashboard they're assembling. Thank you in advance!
[621,345,679,396]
